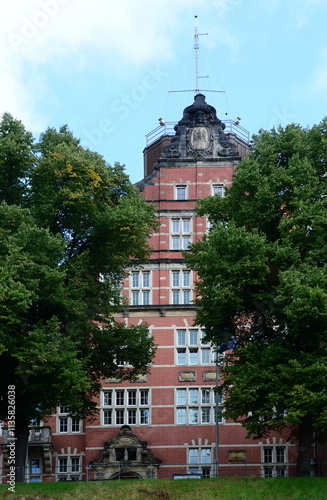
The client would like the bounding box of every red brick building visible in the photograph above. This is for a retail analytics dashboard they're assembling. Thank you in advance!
[1,93,317,482]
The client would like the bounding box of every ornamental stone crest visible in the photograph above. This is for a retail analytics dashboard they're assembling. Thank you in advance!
[160,93,239,160]
[190,126,209,150]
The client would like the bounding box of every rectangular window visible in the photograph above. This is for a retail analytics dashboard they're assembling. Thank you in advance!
[182,219,190,233]
[177,349,186,365]
[264,447,273,463]
[172,290,180,304]
[202,467,211,478]
[102,389,151,426]
[172,271,180,287]
[176,186,186,200]
[182,236,191,250]
[189,349,198,364]
[189,389,198,404]
[177,330,186,345]
[172,220,180,233]
[31,458,41,474]
[276,447,285,463]
[177,389,186,405]
[183,271,190,287]
[132,291,139,305]
[201,349,210,364]
[183,290,190,304]
[103,410,112,425]
[277,466,286,477]
[103,391,112,406]
[201,389,210,404]
[128,409,136,425]
[176,388,221,425]
[264,466,273,477]
[132,272,139,288]
[128,390,136,406]
[71,457,80,473]
[143,291,150,305]
[172,237,180,250]
[213,185,224,197]
[201,448,211,464]
[116,410,124,425]
[140,409,149,424]
[59,417,68,433]
[189,330,198,345]
[189,449,199,464]
[177,408,186,424]
[71,418,80,433]
[116,390,124,406]
[59,458,68,473]
[202,408,211,423]
[140,390,149,405]
[189,408,199,423]
[142,272,150,288]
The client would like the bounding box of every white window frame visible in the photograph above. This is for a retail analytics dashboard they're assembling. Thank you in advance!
[176,388,223,425]
[102,389,150,426]
[176,185,187,200]
[130,270,151,305]
[262,445,288,477]
[171,218,191,250]
[188,447,213,477]
[175,328,216,365]
[212,184,224,197]
[57,408,81,434]
[56,455,81,481]
[171,270,192,305]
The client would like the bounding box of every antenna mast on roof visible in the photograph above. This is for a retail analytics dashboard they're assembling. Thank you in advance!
[169,16,224,95]
[194,15,207,93]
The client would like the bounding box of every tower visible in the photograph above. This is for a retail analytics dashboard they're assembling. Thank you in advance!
[90,93,256,479]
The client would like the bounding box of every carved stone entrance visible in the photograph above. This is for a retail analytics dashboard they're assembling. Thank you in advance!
[91,425,161,480]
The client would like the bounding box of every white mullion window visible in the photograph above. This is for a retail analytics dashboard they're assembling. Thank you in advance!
[263,445,287,477]
[176,328,217,365]
[102,389,150,426]
[171,218,191,250]
[171,270,192,305]
[130,270,151,305]
[57,456,81,481]
[58,408,81,434]
[176,388,222,425]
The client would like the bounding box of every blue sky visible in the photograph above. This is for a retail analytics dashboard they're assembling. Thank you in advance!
[1,0,327,183]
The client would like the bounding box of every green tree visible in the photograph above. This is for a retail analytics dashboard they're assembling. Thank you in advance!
[0,113,35,205]
[0,117,157,482]
[186,121,327,476]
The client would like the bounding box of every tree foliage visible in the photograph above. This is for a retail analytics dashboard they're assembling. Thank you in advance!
[0,114,158,479]
[185,121,327,475]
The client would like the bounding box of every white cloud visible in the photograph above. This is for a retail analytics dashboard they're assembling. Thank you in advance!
[1,0,210,127]
[1,0,259,133]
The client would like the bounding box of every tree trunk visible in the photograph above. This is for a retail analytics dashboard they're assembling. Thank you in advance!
[296,415,313,476]
[15,419,29,483]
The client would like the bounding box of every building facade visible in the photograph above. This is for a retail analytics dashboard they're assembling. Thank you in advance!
[2,93,320,482]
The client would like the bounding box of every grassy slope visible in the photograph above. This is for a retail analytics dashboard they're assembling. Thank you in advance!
[1,477,327,500]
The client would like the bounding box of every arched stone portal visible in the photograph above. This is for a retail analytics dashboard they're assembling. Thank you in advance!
[90,425,161,480]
